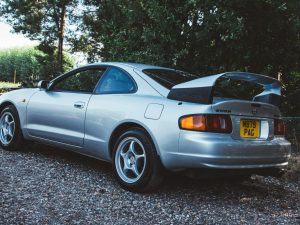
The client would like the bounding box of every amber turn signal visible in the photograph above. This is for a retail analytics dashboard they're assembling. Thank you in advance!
[274,119,285,135]
[179,114,232,133]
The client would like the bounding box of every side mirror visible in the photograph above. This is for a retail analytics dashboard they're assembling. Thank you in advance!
[38,80,49,90]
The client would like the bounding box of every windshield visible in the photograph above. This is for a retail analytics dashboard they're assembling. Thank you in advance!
[143,69,199,89]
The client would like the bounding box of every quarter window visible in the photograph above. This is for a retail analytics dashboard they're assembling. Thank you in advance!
[95,68,136,94]
[143,69,199,89]
[52,68,106,93]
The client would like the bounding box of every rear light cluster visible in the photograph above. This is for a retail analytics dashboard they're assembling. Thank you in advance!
[274,119,285,135]
[179,114,232,133]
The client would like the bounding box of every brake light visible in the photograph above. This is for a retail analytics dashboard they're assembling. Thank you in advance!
[179,114,232,133]
[274,119,285,135]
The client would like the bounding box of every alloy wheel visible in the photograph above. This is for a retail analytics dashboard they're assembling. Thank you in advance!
[0,112,15,145]
[115,137,147,183]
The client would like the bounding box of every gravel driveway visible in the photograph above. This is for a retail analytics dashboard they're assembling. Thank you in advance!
[1,144,299,225]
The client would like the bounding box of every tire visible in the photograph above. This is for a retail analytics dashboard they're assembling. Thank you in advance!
[0,105,26,151]
[112,128,164,192]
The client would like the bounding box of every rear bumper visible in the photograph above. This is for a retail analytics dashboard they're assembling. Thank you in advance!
[161,131,291,170]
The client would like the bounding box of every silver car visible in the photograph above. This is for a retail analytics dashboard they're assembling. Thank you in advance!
[0,62,291,192]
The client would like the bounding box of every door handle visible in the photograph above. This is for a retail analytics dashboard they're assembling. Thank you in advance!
[74,102,85,109]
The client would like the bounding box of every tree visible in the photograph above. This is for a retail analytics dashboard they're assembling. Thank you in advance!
[74,0,300,115]
[0,0,78,74]
[77,0,299,72]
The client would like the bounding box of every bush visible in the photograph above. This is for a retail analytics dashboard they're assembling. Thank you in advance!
[283,117,300,153]
[0,48,42,82]
[0,47,75,82]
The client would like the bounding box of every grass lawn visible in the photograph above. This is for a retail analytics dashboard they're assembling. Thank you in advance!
[0,81,20,94]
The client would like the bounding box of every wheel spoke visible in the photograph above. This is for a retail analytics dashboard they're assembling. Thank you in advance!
[0,128,5,138]
[120,150,127,160]
[131,164,140,177]
[4,115,9,123]
[122,160,130,172]
[7,127,13,137]
[128,141,135,154]
[135,154,145,161]
[2,128,7,136]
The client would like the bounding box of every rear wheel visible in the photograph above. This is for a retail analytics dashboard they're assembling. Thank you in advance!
[112,129,164,192]
[0,105,26,151]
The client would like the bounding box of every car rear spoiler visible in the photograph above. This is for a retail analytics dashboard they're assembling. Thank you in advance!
[167,72,281,106]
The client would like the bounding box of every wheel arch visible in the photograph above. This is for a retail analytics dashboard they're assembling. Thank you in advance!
[108,121,161,159]
[0,101,25,130]
[0,101,15,112]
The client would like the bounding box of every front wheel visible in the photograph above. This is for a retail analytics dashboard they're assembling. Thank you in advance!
[112,129,164,192]
[0,105,26,151]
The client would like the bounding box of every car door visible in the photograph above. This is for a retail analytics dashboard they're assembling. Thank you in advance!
[83,67,138,159]
[26,67,106,147]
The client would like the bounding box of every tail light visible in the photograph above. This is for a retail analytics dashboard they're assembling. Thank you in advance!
[179,114,232,133]
[274,119,285,135]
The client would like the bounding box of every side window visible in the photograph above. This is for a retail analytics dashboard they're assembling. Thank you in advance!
[95,67,136,94]
[52,68,106,93]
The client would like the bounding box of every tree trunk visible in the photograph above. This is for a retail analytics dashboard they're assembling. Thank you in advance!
[13,69,16,83]
[58,4,66,74]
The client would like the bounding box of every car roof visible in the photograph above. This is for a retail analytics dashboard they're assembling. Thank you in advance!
[71,62,173,97]
[89,62,174,71]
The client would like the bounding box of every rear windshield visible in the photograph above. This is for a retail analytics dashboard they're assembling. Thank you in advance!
[214,77,264,101]
[143,69,199,89]
[143,69,264,101]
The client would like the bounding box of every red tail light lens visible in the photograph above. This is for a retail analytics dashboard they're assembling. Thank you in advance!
[274,119,285,135]
[179,114,232,133]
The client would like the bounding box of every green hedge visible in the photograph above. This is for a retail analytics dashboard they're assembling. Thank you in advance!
[0,48,42,82]
[0,47,75,82]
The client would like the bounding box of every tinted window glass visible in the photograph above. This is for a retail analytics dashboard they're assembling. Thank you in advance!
[96,68,135,93]
[143,69,199,89]
[52,69,105,93]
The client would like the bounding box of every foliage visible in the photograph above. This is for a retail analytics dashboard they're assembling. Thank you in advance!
[72,0,300,115]
[283,117,300,152]
[76,1,299,70]
[0,47,75,82]
[0,48,42,82]
[0,0,78,73]
[281,72,300,116]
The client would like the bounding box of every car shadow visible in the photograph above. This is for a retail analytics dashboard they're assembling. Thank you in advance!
[19,143,291,199]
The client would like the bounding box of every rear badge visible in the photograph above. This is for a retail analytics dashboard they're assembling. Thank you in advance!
[215,109,231,113]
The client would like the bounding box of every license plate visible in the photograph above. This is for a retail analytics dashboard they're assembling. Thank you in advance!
[240,119,260,138]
